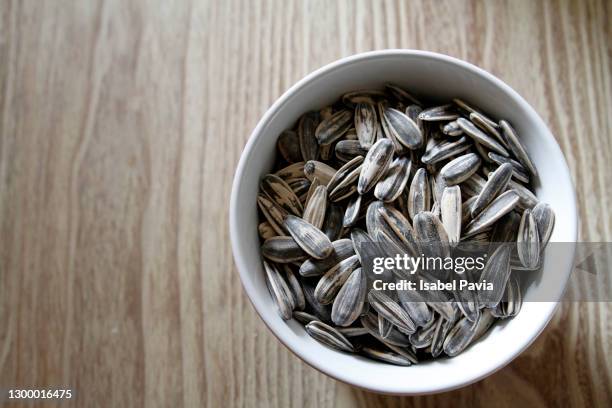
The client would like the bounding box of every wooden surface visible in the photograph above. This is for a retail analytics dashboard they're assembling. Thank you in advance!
[0,0,610,406]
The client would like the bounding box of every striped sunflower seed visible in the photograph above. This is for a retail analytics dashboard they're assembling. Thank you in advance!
[261,236,307,263]
[354,103,377,149]
[517,209,540,269]
[464,190,520,236]
[305,321,355,352]
[293,310,320,325]
[440,186,462,247]
[261,174,304,216]
[299,238,355,277]
[277,130,302,163]
[368,290,417,334]
[408,168,431,219]
[374,156,412,202]
[322,203,344,241]
[471,162,513,216]
[343,194,362,228]
[418,105,459,122]
[440,153,482,185]
[302,185,327,229]
[357,138,395,194]
[383,107,423,149]
[499,120,538,177]
[532,202,555,248]
[315,109,353,145]
[298,112,320,161]
[314,255,360,304]
[331,268,367,326]
[421,136,471,164]
[264,261,295,320]
[304,160,336,185]
[457,117,509,156]
[284,215,333,259]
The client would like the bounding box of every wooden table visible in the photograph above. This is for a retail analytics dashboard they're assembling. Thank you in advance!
[0,0,610,406]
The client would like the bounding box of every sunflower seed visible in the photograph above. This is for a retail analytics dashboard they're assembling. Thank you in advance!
[261,236,307,263]
[314,255,360,304]
[421,136,471,164]
[332,268,367,326]
[264,261,295,320]
[304,177,321,207]
[532,202,555,248]
[334,140,369,161]
[441,186,462,246]
[284,215,333,259]
[453,280,480,322]
[350,228,372,262]
[343,194,362,228]
[464,190,520,236]
[301,280,332,322]
[461,173,487,197]
[442,120,463,136]
[383,107,423,149]
[276,162,306,181]
[298,112,320,161]
[305,321,355,352]
[329,163,362,202]
[282,265,306,310]
[261,174,304,216]
[361,347,412,366]
[507,179,538,210]
[299,238,355,277]
[337,326,369,337]
[470,112,507,148]
[300,186,326,232]
[430,316,456,358]
[517,209,540,269]
[499,120,538,177]
[257,194,287,235]
[293,310,320,325]
[304,160,336,185]
[418,104,459,122]
[478,244,512,307]
[457,117,509,156]
[374,156,411,202]
[378,206,420,256]
[440,153,481,185]
[277,130,302,163]
[354,103,377,149]
[443,315,480,357]
[322,203,344,241]
[405,104,423,122]
[488,152,530,183]
[409,316,438,348]
[361,313,412,347]
[315,109,353,145]
[471,163,513,216]
[357,138,395,194]
[413,211,451,259]
[342,89,386,106]
[378,313,393,338]
[407,168,431,219]
[368,290,417,334]
[396,288,432,327]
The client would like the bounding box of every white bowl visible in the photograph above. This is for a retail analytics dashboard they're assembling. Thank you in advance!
[229,50,578,395]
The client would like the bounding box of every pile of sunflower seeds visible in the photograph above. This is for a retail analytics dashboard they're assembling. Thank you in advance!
[257,84,555,365]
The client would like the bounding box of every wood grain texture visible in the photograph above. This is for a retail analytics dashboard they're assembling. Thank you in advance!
[0,0,610,406]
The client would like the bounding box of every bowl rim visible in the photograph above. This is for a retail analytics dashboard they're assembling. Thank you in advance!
[229,49,578,395]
